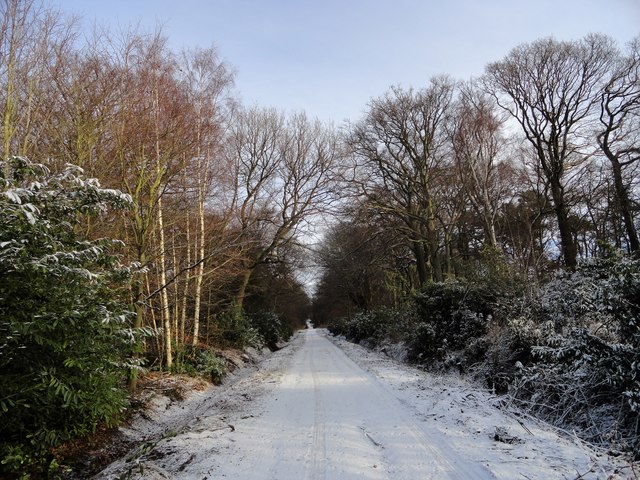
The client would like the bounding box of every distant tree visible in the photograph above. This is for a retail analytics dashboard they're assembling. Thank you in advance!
[315,214,403,317]
[229,107,341,310]
[243,249,311,340]
[485,34,617,268]
[348,77,456,284]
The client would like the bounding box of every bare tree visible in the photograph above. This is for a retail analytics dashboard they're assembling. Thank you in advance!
[0,0,78,165]
[485,34,617,268]
[180,45,235,344]
[597,36,640,252]
[0,0,37,163]
[451,82,513,249]
[229,107,341,309]
[348,77,455,284]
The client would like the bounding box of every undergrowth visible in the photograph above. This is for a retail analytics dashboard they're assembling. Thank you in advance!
[326,252,640,458]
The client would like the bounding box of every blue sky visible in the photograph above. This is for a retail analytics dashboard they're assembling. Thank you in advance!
[53,0,640,124]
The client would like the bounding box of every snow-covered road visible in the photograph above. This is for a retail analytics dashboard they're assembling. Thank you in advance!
[97,329,632,479]
[212,328,488,479]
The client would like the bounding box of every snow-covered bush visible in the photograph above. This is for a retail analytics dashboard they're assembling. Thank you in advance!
[326,314,347,337]
[175,346,227,384]
[343,309,392,344]
[408,280,495,362]
[327,306,416,346]
[510,253,640,456]
[0,157,139,475]
[471,298,553,393]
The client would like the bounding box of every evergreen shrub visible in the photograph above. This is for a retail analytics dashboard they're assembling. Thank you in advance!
[0,158,138,475]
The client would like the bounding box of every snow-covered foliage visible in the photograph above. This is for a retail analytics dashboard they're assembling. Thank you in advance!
[510,253,640,455]
[327,251,640,457]
[329,306,417,346]
[0,157,138,474]
[210,309,263,349]
[409,280,496,361]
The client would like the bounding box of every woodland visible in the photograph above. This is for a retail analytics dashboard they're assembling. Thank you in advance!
[0,0,639,476]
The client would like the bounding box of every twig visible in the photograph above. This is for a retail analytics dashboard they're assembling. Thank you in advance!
[516,417,533,436]
[573,467,593,479]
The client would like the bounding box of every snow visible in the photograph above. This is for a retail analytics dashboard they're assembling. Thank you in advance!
[95,329,636,479]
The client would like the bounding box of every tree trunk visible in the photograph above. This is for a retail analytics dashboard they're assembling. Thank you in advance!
[2,16,18,171]
[157,195,173,369]
[146,272,161,365]
[550,179,578,269]
[171,230,180,348]
[236,267,253,311]
[426,200,443,282]
[192,167,207,345]
[611,157,640,252]
[429,245,443,282]
[484,211,498,249]
[443,229,454,279]
[426,230,443,282]
[181,214,191,345]
[412,241,428,286]
[128,248,146,393]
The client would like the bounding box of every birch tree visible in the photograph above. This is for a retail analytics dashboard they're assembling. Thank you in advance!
[180,46,234,345]
[107,31,192,378]
[451,82,512,249]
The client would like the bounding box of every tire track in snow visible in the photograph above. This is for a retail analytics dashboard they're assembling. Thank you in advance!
[308,342,327,480]
[313,329,490,479]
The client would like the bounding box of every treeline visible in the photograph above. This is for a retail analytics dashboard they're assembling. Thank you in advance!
[315,33,640,457]
[0,0,336,367]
